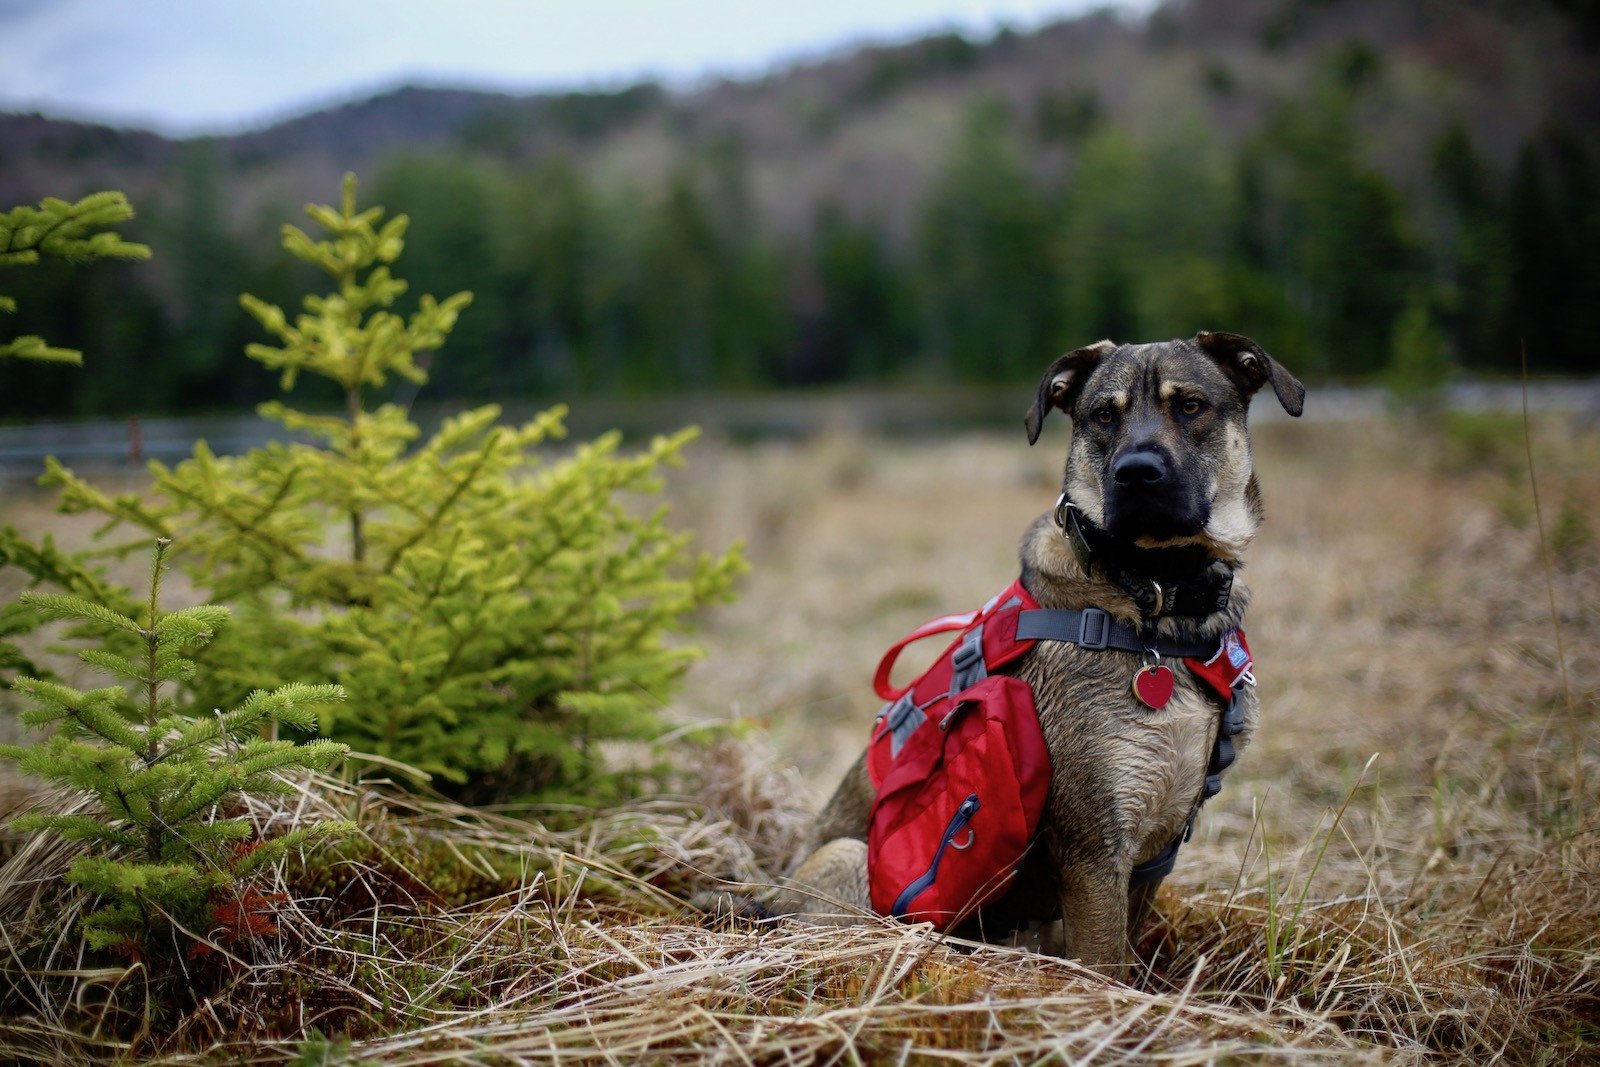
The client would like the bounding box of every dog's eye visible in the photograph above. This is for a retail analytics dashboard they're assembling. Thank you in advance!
[1092,408,1116,427]
[1178,398,1207,418]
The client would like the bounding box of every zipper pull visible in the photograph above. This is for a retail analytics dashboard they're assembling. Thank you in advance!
[939,701,973,731]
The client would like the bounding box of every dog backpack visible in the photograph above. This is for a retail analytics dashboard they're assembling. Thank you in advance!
[865,580,1256,931]
[865,580,1050,927]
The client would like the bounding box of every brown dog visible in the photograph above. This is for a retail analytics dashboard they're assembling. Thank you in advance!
[726,332,1304,974]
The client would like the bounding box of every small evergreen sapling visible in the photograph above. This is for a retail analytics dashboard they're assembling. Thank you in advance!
[0,539,348,953]
[43,175,743,799]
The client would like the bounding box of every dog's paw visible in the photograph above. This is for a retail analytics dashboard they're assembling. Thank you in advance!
[689,888,776,926]
[995,919,1065,955]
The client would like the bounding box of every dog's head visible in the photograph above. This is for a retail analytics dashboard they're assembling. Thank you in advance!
[1024,332,1304,556]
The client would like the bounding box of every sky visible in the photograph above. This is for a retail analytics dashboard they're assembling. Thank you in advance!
[0,0,1144,136]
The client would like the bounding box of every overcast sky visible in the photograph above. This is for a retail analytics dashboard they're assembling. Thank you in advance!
[0,0,1145,136]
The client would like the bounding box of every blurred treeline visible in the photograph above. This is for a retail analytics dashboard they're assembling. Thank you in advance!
[1,0,1597,418]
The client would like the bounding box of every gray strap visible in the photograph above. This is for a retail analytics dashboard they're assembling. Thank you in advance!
[948,623,988,698]
[884,694,926,758]
[1129,832,1183,885]
[1015,608,1220,659]
[1203,691,1244,799]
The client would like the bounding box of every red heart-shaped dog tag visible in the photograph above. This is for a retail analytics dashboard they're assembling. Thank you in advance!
[1132,664,1175,709]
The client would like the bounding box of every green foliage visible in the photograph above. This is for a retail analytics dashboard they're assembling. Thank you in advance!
[1384,299,1452,410]
[7,33,1598,419]
[1241,73,1416,377]
[288,1029,355,1067]
[809,205,915,382]
[0,190,150,364]
[857,32,980,105]
[1549,486,1594,569]
[1429,123,1510,368]
[1505,129,1600,367]
[1059,123,1246,347]
[918,99,1059,379]
[1033,86,1102,143]
[0,539,348,953]
[44,175,743,799]
[1436,412,1526,478]
[0,525,140,679]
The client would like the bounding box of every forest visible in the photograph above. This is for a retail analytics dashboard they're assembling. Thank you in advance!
[1,0,1596,419]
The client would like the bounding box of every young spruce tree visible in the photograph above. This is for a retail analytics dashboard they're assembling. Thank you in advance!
[0,189,149,677]
[45,175,743,800]
[0,538,348,954]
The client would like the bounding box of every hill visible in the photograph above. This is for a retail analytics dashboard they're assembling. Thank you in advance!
[1,0,1597,417]
[5,1,1594,231]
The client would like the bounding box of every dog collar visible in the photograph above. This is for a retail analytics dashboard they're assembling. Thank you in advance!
[1052,493,1234,620]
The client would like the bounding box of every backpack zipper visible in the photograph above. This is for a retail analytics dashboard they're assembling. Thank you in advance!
[890,793,981,918]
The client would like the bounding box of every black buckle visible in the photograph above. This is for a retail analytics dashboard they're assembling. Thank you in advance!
[1221,694,1246,736]
[1076,608,1110,650]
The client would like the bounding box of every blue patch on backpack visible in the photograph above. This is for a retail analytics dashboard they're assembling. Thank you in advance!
[1225,633,1248,668]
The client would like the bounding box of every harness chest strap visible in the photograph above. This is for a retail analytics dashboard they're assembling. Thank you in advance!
[1013,607,1221,658]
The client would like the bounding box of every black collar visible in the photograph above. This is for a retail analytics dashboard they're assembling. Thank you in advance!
[1052,494,1234,620]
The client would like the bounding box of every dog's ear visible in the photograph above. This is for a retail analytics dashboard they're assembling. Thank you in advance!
[1193,331,1305,417]
[1024,340,1115,445]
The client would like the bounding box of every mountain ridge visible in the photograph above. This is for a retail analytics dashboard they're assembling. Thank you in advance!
[1,0,1595,418]
[3,0,1593,228]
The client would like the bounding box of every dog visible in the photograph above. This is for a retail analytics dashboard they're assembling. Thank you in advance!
[715,332,1304,974]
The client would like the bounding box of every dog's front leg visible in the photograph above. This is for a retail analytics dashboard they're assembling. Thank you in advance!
[764,754,875,924]
[773,837,872,923]
[1043,824,1133,975]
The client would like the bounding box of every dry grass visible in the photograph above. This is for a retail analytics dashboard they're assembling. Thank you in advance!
[2,412,1598,1063]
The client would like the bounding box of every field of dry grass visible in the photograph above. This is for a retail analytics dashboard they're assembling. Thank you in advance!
[2,409,1597,1063]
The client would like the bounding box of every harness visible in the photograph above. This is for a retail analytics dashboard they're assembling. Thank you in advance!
[864,500,1255,928]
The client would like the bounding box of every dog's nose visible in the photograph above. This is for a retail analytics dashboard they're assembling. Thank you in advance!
[1112,450,1167,486]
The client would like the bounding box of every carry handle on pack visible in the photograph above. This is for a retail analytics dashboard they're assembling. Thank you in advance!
[872,611,979,701]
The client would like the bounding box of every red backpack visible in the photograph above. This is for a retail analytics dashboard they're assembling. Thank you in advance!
[865,580,1254,931]
[865,580,1050,926]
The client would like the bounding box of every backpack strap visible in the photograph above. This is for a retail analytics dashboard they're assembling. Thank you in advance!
[1015,608,1221,659]
[946,624,989,699]
[1129,829,1184,885]
[1201,689,1247,799]
[872,611,979,701]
